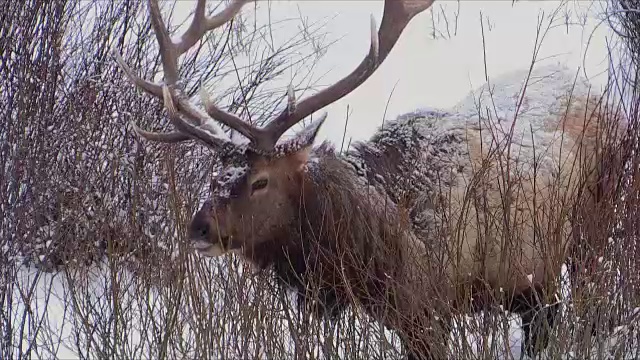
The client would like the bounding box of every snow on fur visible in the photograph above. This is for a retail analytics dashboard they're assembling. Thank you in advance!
[339,64,594,231]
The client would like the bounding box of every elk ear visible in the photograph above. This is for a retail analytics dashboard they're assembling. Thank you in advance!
[295,112,326,146]
[276,112,327,152]
[288,145,314,173]
[277,112,327,172]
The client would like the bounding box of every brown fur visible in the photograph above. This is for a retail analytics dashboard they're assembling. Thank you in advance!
[113,0,626,357]
[188,68,624,360]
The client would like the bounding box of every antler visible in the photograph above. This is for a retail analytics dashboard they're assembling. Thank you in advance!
[260,0,435,149]
[113,0,260,150]
[114,0,435,154]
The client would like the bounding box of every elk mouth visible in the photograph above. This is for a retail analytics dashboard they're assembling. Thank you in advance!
[191,236,240,257]
[192,240,218,251]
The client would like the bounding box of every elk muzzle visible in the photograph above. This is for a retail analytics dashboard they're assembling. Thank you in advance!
[188,200,237,257]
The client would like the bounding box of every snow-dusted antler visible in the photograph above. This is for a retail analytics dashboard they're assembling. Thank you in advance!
[114,0,435,155]
[261,0,435,151]
[113,0,257,150]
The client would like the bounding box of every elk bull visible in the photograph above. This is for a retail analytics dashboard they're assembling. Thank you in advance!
[113,0,618,358]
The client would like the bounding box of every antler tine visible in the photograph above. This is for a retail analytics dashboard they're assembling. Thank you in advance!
[262,0,435,148]
[175,0,254,56]
[287,84,296,115]
[146,0,180,86]
[146,0,253,88]
[200,86,264,143]
[161,86,232,148]
[112,49,163,98]
[145,0,264,145]
[113,0,263,148]
[184,0,266,144]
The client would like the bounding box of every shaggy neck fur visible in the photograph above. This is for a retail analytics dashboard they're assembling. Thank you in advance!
[245,142,419,319]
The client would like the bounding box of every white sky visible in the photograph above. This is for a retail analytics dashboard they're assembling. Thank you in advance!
[173,1,613,147]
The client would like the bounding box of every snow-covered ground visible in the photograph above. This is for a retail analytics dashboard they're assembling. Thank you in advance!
[5,60,639,360]
[4,1,638,358]
[5,258,638,359]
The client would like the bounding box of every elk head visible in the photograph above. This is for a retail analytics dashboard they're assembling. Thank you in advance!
[113,0,435,258]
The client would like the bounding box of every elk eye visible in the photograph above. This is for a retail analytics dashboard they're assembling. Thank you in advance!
[251,178,268,192]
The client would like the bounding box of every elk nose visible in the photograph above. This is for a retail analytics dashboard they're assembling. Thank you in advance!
[190,220,210,241]
[189,202,213,242]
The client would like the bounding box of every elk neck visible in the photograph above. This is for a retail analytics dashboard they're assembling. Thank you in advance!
[244,122,460,318]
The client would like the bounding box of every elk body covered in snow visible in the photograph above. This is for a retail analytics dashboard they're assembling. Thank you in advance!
[113,0,617,358]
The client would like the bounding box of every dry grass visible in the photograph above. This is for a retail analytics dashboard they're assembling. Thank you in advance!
[2,1,640,359]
